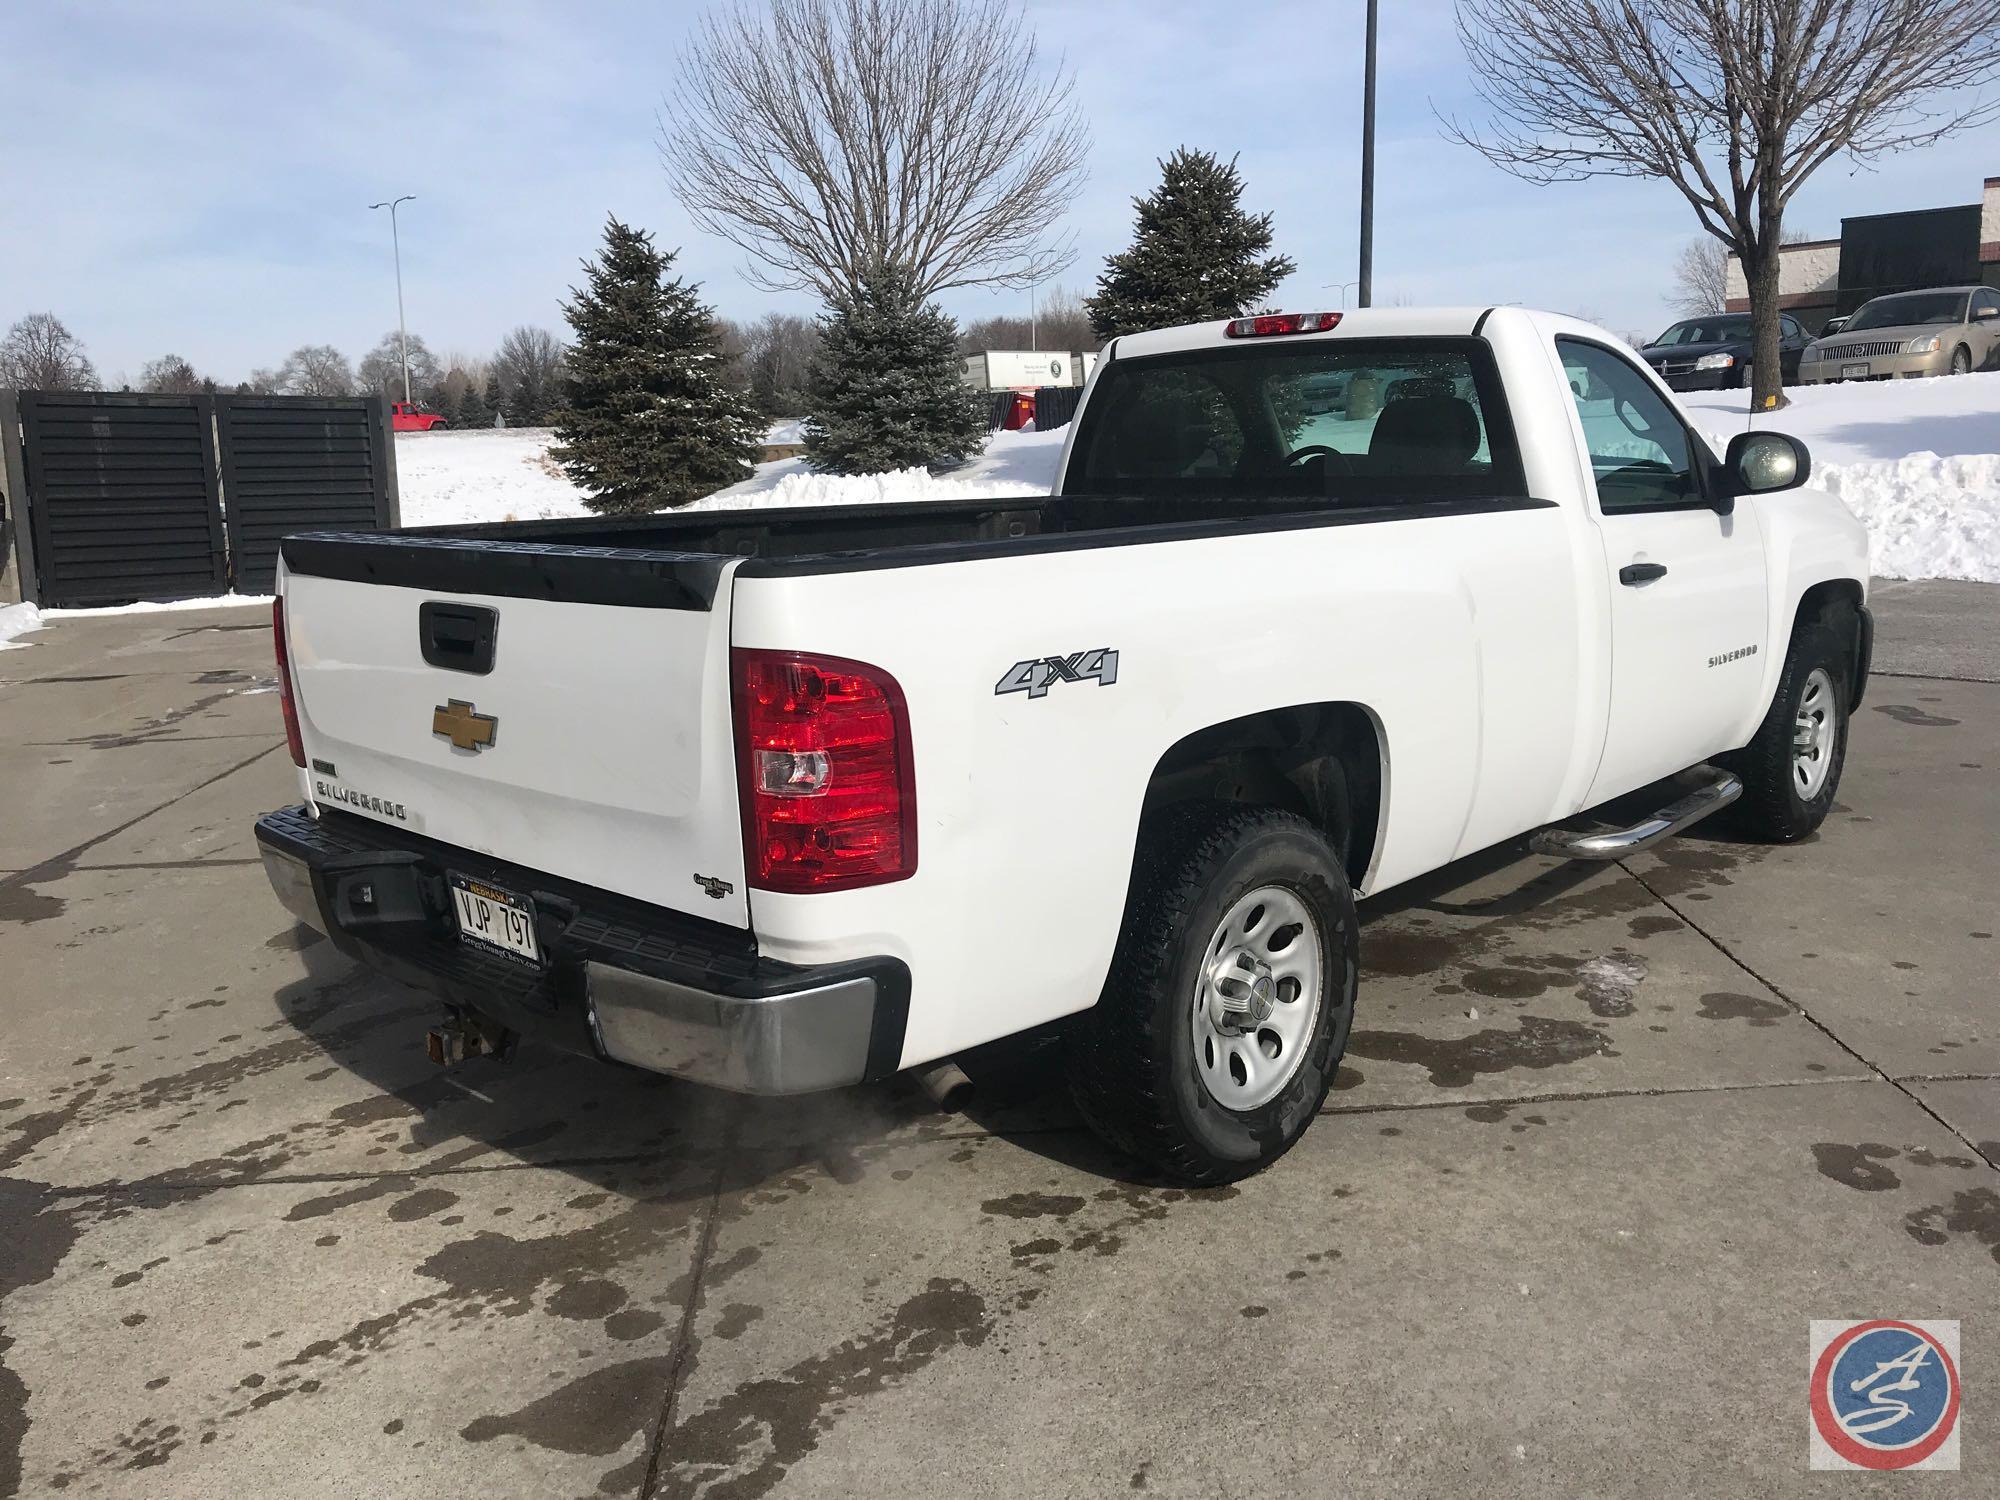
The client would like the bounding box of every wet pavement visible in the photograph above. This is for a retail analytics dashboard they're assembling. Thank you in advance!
[1,588,1995,1497]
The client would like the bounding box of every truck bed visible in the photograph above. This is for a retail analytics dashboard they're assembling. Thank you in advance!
[282,491,1546,601]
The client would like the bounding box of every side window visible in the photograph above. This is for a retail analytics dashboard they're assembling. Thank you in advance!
[1781,316,1802,338]
[1556,338,1703,514]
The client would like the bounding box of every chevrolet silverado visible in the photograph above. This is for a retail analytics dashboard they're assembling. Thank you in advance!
[254,307,1872,1183]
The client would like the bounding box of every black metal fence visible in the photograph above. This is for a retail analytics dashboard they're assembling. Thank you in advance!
[218,398,394,594]
[982,384,1086,433]
[0,391,397,609]
[1033,385,1085,430]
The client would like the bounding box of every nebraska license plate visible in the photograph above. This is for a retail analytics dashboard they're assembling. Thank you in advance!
[1840,362,1870,380]
[449,875,541,965]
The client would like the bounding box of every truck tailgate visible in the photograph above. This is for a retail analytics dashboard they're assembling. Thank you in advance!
[279,541,748,928]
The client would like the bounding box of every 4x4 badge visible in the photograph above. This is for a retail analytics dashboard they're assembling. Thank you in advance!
[996,648,1119,700]
[432,699,498,752]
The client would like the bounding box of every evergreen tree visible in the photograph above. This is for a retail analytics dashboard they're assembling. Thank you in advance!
[805,263,986,476]
[456,376,491,430]
[483,372,504,427]
[1087,149,1298,341]
[552,216,760,512]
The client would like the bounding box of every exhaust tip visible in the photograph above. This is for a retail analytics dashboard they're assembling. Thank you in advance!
[915,1060,974,1113]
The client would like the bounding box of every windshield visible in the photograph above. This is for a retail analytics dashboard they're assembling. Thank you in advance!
[1845,291,1968,331]
[1064,337,1524,505]
[1650,318,1752,347]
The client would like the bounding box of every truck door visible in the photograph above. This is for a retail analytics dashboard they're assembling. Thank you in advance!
[1555,336,1769,806]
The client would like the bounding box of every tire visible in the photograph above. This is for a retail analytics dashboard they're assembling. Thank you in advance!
[1724,606,1852,842]
[1949,346,1971,376]
[1067,802,1357,1185]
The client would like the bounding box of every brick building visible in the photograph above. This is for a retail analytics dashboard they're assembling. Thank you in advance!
[1724,173,2000,333]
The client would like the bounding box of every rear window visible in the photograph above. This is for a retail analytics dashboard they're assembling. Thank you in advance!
[1064,337,1525,504]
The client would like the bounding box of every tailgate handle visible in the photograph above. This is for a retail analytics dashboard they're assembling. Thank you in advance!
[419,602,498,675]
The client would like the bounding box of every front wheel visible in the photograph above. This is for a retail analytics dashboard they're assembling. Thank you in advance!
[1724,608,1853,842]
[1949,345,1972,376]
[1067,803,1357,1185]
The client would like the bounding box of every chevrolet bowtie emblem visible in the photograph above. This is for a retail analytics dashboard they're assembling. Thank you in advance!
[432,698,498,752]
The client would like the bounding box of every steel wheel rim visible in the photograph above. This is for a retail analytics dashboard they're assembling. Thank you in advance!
[1792,666,1836,800]
[1190,884,1323,1111]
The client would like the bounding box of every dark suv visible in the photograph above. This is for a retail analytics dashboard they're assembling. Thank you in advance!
[1640,313,1809,391]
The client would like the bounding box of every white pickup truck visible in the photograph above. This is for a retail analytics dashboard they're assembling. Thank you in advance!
[255,307,1872,1183]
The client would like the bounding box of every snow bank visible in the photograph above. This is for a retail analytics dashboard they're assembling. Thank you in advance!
[1681,371,2000,466]
[1683,372,2000,582]
[695,428,1064,511]
[0,601,44,651]
[381,379,2000,582]
[395,427,594,528]
[1817,454,2000,584]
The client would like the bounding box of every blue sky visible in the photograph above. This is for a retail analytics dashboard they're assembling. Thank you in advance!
[3,0,1993,384]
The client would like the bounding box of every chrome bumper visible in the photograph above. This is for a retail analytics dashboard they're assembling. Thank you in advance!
[1801,350,1947,381]
[254,809,908,1096]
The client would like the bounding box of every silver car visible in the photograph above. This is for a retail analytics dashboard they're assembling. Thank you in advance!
[1801,285,2000,382]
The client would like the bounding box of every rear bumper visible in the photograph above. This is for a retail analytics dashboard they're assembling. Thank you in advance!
[254,805,908,1095]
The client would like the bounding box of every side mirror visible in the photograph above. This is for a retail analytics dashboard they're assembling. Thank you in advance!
[1722,430,1811,504]
[1976,306,2000,321]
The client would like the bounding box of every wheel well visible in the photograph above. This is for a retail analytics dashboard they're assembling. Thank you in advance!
[1142,703,1384,890]
[1794,578,1865,703]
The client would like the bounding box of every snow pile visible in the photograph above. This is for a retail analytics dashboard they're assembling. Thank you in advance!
[1681,371,2000,466]
[1816,454,2000,583]
[395,427,594,529]
[694,428,1063,511]
[381,376,2000,580]
[1684,372,2000,582]
[0,601,44,651]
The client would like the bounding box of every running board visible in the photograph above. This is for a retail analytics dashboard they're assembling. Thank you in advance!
[1528,772,1742,862]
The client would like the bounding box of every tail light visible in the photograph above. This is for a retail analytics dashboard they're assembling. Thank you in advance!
[733,649,915,892]
[272,598,306,768]
[1223,312,1342,338]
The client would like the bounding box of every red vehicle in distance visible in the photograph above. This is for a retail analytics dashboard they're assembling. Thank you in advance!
[390,401,448,432]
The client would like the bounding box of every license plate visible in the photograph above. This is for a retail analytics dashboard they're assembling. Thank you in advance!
[1841,362,1870,380]
[449,875,541,965]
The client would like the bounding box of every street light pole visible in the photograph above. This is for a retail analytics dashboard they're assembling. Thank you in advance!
[1358,0,1377,309]
[368,195,416,404]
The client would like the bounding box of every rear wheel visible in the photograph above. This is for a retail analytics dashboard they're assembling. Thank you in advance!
[1725,607,1852,842]
[1949,345,1972,376]
[1067,803,1356,1185]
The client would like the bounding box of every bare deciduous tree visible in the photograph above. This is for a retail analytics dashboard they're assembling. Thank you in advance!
[959,286,1097,354]
[1668,238,1730,316]
[662,0,1089,301]
[1449,0,2000,406]
[493,325,566,425]
[0,313,98,391]
[743,312,820,418]
[276,344,356,397]
[139,354,204,395]
[357,331,443,402]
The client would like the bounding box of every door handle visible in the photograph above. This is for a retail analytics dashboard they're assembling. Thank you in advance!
[1619,562,1669,586]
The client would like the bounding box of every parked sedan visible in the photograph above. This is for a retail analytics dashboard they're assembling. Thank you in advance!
[1639,313,1809,390]
[1801,285,2000,383]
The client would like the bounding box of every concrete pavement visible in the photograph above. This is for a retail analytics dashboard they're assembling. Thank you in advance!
[1,584,1995,1497]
